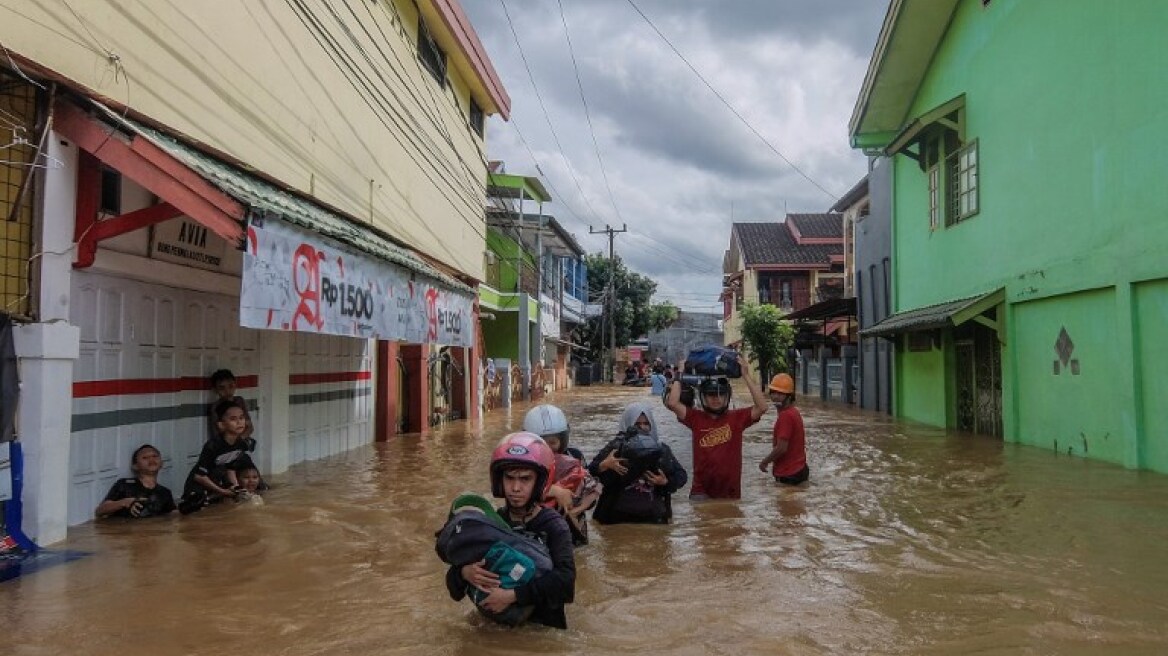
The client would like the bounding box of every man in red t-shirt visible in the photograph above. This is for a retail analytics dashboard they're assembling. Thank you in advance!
[665,354,769,499]
[758,373,809,485]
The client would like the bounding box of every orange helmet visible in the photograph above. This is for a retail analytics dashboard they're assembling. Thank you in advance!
[768,373,795,394]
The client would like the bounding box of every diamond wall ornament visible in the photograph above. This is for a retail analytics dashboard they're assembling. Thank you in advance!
[1054,327,1074,367]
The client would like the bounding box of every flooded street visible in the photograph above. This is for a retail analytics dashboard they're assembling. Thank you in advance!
[7,384,1168,655]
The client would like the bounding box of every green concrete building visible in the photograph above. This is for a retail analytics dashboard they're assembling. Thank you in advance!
[850,0,1168,472]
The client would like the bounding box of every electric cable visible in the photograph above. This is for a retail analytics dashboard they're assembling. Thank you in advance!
[497,0,607,227]
[556,0,626,226]
[623,0,842,202]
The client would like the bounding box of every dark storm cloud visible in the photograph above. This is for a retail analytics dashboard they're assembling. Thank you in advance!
[462,0,888,309]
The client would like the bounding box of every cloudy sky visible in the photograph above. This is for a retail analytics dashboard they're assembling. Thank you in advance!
[461,0,889,314]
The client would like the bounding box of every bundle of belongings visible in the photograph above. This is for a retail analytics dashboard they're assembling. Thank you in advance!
[435,494,553,626]
[684,345,742,378]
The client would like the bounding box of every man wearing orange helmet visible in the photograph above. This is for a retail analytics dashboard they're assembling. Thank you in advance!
[758,373,809,485]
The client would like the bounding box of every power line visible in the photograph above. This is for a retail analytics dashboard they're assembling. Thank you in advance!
[623,0,842,202]
[557,0,626,226]
[283,0,489,243]
[497,0,607,227]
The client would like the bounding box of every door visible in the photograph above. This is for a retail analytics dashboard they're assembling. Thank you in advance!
[954,322,1002,437]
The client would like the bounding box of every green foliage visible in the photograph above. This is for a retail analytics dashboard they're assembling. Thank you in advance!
[738,302,795,384]
[578,253,678,361]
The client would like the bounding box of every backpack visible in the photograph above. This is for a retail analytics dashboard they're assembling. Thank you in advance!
[435,494,553,625]
[684,345,741,378]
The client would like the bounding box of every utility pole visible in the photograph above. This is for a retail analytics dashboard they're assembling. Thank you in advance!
[590,223,626,383]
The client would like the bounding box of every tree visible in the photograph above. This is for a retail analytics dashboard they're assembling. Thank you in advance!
[738,302,796,386]
[577,253,677,362]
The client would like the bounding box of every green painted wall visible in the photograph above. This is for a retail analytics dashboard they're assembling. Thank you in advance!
[897,341,947,427]
[486,228,534,293]
[1012,289,1123,464]
[1134,280,1168,469]
[481,312,520,361]
[878,0,1168,472]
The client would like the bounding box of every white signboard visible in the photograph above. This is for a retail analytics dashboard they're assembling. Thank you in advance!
[240,219,473,346]
[151,217,227,271]
[539,293,560,338]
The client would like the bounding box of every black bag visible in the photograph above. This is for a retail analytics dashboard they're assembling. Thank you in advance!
[617,429,664,470]
[684,345,741,378]
[612,479,666,519]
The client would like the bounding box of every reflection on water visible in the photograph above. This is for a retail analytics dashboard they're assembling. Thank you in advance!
[7,385,1168,654]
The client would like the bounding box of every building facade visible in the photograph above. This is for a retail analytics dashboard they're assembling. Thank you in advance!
[0,0,507,544]
[850,0,1168,471]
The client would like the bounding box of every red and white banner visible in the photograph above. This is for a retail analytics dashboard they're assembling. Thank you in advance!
[241,219,473,346]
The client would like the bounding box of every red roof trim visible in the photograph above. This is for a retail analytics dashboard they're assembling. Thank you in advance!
[431,0,511,120]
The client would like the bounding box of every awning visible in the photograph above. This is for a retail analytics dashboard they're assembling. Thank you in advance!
[782,297,857,322]
[64,99,470,295]
[884,94,965,158]
[57,98,476,346]
[861,289,1004,338]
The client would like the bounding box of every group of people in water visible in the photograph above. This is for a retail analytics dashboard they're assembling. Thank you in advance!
[91,358,809,631]
[444,353,809,629]
[94,369,265,520]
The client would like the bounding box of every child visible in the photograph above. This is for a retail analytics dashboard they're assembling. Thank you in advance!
[207,369,253,442]
[95,444,177,519]
[758,374,809,485]
[588,402,686,524]
[180,400,258,513]
[522,404,600,545]
[235,465,266,505]
[664,354,768,499]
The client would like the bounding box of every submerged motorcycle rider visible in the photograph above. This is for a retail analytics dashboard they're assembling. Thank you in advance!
[445,432,576,629]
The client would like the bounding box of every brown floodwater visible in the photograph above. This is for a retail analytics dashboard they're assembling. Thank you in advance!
[6,384,1168,655]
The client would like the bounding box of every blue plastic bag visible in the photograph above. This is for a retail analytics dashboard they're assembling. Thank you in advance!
[684,345,741,378]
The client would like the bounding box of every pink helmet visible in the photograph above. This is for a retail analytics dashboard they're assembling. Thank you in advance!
[490,432,556,501]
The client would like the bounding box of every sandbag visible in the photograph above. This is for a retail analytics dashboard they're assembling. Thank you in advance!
[684,345,741,378]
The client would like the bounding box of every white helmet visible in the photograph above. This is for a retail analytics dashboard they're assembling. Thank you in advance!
[522,404,570,453]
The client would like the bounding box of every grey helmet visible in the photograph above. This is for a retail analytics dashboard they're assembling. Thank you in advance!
[522,404,570,453]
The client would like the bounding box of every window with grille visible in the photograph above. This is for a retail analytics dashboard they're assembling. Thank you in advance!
[927,165,940,230]
[469,98,484,137]
[0,73,37,317]
[417,16,447,86]
[948,140,979,224]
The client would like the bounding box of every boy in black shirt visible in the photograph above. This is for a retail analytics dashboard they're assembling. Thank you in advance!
[207,369,254,442]
[95,444,176,519]
[179,400,258,513]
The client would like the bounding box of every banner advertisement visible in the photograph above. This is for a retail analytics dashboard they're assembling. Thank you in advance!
[241,219,473,347]
[539,293,560,339]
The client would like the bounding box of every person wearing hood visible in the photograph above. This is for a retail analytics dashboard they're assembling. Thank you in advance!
[587,402,687,525]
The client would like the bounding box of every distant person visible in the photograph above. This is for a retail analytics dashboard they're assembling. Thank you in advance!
[445,433,576,629]
[588,402,686,524]
[758,374,809,485]
[649,366,668,396]
[180,400,259,513]
[95,444,176,519]
[622,363,640,386]
[664,354,768,499]
[208,369,253,442]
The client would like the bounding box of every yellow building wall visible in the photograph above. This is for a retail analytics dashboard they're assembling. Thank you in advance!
[0,0,491,279]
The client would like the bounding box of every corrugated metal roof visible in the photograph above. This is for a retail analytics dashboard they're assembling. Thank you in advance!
[860,289,1003,337]
[90,101,472,295]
